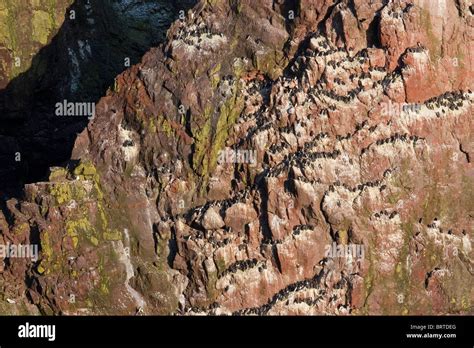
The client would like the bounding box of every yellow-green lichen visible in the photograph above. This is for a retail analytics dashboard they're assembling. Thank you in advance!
[215,257,226,276]
[253,49,286,80]
[48,167,69,182]
[211,86,243,161]
[209,62,222,89]
[49,182,72,205]
[38,230,54,274]
[160,117,174,137]
[0,0,70,80]
[103,229,122,241]
[191,84,244,195]
[66,217,100,247]
[31,9,53,45]
[74,161,98,179]
[148,118,157,133]
[192,105,214,174]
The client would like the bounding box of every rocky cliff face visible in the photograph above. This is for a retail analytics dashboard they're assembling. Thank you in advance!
[0,0,195,195]
[0,0,472,315]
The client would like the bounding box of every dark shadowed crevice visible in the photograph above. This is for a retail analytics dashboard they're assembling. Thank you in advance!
[366,13,382,48]
[317,2,340,33]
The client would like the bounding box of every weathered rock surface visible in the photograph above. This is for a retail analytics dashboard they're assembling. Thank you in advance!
[0,0,472,315]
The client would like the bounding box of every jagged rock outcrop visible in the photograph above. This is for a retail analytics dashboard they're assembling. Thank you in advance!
[0,0,472,315]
